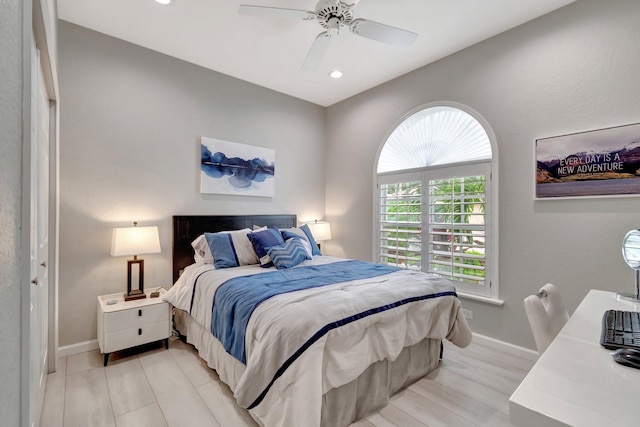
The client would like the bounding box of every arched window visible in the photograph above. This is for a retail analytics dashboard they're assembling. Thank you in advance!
[376,104,499,301]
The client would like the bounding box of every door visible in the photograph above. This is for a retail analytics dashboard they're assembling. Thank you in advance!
[28,36,50,427]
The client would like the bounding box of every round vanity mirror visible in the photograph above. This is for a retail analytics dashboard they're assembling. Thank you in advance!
[622,229,640,269]
[619,229,640,301]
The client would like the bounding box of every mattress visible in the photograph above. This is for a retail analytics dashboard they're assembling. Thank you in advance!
[163,256,472,426]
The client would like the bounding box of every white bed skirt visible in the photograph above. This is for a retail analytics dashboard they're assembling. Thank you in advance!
[174,309,441,426]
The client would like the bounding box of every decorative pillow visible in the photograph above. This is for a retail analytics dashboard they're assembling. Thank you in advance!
[268,237,312,269]
[281,224,321,256]
[248,227,285,267]
[204,229,258,269]
[191,234,213,263]
[281,230,313,257]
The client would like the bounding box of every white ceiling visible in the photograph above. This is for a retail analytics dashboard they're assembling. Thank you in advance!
[57,0,575,107]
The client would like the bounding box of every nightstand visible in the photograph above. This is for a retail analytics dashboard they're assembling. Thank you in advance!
[97,287,171,366]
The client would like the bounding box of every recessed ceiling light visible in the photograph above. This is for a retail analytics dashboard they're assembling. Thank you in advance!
[329,70,343,79]
[155,0,172,5]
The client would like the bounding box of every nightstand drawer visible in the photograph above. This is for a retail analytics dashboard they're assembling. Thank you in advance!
[104,303,169,333]
[102,320,170,353]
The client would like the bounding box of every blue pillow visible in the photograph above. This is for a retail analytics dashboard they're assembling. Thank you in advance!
[248,228,285,267]
[281,225,322,256]
[300,224,322,256]
[205,230,259,269]
[281,230,313,257]
[268,237,311,269]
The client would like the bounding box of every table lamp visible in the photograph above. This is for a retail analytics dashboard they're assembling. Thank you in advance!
[111,222,161,301]
[306,220,332,251]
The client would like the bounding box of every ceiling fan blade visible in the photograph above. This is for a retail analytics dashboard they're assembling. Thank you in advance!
[350,18,417,48]
[238,5,316,21]
[301,32,332,72]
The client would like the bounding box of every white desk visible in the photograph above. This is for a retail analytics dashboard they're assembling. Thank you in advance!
[509,290,640,427]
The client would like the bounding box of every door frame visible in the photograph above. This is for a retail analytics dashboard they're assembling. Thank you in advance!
[33,0,60,374]
[34,0,60,377]
[21,0,60,425]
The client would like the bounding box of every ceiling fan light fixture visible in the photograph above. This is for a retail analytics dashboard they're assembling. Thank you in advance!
[239,0,417,71]
[329,70,343,79]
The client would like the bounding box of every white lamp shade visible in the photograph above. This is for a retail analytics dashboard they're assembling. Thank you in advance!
[111,226,161,257]
[306,221,332,242]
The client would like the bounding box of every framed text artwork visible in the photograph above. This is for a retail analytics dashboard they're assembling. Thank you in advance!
[200,136,275,197]
[535,122,640,199]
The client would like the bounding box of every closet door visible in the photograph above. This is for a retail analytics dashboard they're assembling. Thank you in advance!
[28,38,50,427]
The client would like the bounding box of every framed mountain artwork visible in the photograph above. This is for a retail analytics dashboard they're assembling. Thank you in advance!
[536,122,640,199]
[200,137,275,197]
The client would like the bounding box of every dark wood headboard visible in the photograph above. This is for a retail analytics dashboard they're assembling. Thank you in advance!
[172,214,297,283]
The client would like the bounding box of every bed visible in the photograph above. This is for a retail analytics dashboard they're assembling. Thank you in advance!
[164,214,472,427]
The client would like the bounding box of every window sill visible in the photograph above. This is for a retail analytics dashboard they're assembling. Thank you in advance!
[457,291,504,306]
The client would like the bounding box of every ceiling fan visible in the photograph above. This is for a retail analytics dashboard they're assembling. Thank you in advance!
[239,0,418,71]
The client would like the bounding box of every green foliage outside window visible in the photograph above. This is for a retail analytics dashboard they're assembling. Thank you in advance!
[430,176,486,283]
[380,182,422,268]
[381,176,487,283]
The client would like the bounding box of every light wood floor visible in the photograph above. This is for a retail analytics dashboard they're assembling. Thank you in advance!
[41,337,535,427]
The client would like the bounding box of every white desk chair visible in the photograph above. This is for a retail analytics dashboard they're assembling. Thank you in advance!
[524,283,569,354]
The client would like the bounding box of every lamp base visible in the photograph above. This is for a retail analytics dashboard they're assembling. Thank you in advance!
[126,257,145,301]
[616,292,640,303]
[124,290,147,301]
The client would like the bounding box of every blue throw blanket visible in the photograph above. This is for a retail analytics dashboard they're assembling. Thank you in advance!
[211,260,401,364]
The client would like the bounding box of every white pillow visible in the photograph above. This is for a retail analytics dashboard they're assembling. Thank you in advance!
[191,234,212,263]
[191,228,255,265]
[205,228,259,268]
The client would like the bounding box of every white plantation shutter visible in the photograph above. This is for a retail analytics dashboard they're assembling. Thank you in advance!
[379,179,423,270]
[376,105,496,299]
[426,164,489,295]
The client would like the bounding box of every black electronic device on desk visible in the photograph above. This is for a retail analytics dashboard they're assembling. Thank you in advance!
[600,310,640,350]
[601,309,640,370]
[611,348,640,369]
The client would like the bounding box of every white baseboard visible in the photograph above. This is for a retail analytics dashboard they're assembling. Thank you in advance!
[472,332,539,362]
[58,339,99,358]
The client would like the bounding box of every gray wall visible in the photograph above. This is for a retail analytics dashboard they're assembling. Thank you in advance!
[0,0,25,424]
[59,0,640,352]
[325,0,640,349]
[58,22,326,346]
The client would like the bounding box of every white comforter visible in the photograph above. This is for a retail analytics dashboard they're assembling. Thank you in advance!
[163,256,472,427]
